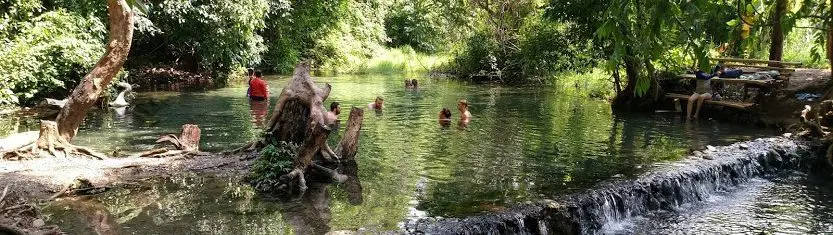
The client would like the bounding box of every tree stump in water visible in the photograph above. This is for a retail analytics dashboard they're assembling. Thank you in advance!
[1,121,107,160]
[136,124,202,158]
[157,124,201,151]
[241,61,364,195]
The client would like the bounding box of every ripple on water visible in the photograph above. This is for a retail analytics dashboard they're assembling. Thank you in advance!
[8,74,786,233]
[610,172,833,234]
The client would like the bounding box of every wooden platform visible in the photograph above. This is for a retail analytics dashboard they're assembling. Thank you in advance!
[676,74,774,87]
[665,93,756,110]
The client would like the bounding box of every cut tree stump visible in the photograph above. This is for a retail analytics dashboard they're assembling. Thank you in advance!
[136,124,202,158]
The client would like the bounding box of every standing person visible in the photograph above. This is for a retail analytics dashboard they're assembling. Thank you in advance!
[687,70,718,120]
[458,99,471,123]
[249,70,269,101]
[246,68,254,97]
[368,96,384,110]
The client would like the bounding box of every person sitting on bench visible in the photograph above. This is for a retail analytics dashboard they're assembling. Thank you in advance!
[687,70,720,120]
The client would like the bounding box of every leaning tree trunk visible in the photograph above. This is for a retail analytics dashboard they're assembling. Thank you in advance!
[56,0,135,141]
[768,0,786,65]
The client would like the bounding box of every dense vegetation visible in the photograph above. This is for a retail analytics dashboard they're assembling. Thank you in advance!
[0,0,831,106]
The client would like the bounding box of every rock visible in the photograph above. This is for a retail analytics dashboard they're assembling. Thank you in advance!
[326,231,356,235]
[739,144,749,150]
[612,174,624,178]
[32,219,44,228]
[783,133,793,138]
[702,154,715,160]
[706,145,717,151]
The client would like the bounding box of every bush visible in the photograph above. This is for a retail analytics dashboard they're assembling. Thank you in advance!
[246,141,299,193]
[0,10,106,105]
[128,0,268,84]
[384,1,443,53]
[451,15,594,83]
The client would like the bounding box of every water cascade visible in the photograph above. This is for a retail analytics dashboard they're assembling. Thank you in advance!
[406,137,818,234]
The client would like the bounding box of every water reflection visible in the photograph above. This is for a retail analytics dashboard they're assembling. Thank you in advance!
[249,99,269,128]
[277,160,363,235]
[9,74,777,232]
[42,160,364,235]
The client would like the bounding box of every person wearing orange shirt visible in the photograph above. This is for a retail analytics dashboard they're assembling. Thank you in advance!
[249,70,269,101]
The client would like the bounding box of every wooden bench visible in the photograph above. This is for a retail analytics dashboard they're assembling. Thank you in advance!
[665,93,756,110]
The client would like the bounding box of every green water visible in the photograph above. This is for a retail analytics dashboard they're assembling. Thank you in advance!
[8,75,774,234]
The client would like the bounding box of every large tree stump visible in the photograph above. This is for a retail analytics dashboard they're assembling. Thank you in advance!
[243,61,368,195]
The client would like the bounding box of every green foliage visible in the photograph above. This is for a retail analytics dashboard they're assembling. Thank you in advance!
[130,0,268,83]
[0,9,106,105]
[555,68,614,99]
[0,0,43,39]
[384,1,443,52]
[246,141,299,193]
[260,0,352,73]
[325,46,450,75]
[451,4,594,83]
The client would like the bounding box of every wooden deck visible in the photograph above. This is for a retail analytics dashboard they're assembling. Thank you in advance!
[665,93,756,110]
[676,74,774,87]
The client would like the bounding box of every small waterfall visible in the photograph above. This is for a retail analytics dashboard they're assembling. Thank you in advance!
[406,138,817,235]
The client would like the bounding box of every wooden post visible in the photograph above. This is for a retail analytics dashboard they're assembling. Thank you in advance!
[335,107,364,160]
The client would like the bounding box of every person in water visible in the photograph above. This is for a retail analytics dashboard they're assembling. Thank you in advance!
[687,69,720,120]
[326,102,341,125]
[411,79,418,89]
[405,79,413,88]
[246,68,254,97]
[249,70,268,101]
[438,107,452,127]
[368,96,384,110]
[458,99,471,123]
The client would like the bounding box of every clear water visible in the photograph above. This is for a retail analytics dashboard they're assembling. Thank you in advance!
[4,75,779,233]
[610,172,833,234]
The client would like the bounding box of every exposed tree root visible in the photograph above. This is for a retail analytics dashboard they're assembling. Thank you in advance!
[1,121,108,161]
[799,104,833,168]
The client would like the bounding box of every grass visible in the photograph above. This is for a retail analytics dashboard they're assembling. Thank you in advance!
[553,68,614,99]
[324,46,451,75]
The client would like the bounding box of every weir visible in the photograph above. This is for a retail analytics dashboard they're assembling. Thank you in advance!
[405,137,818,234]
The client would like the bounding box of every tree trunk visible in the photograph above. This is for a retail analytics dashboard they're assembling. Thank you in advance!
[827,23,833,78]
[335,107,364,161]
[768,0,786,65]
[56,0,134,141]
[264,62,336,194]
